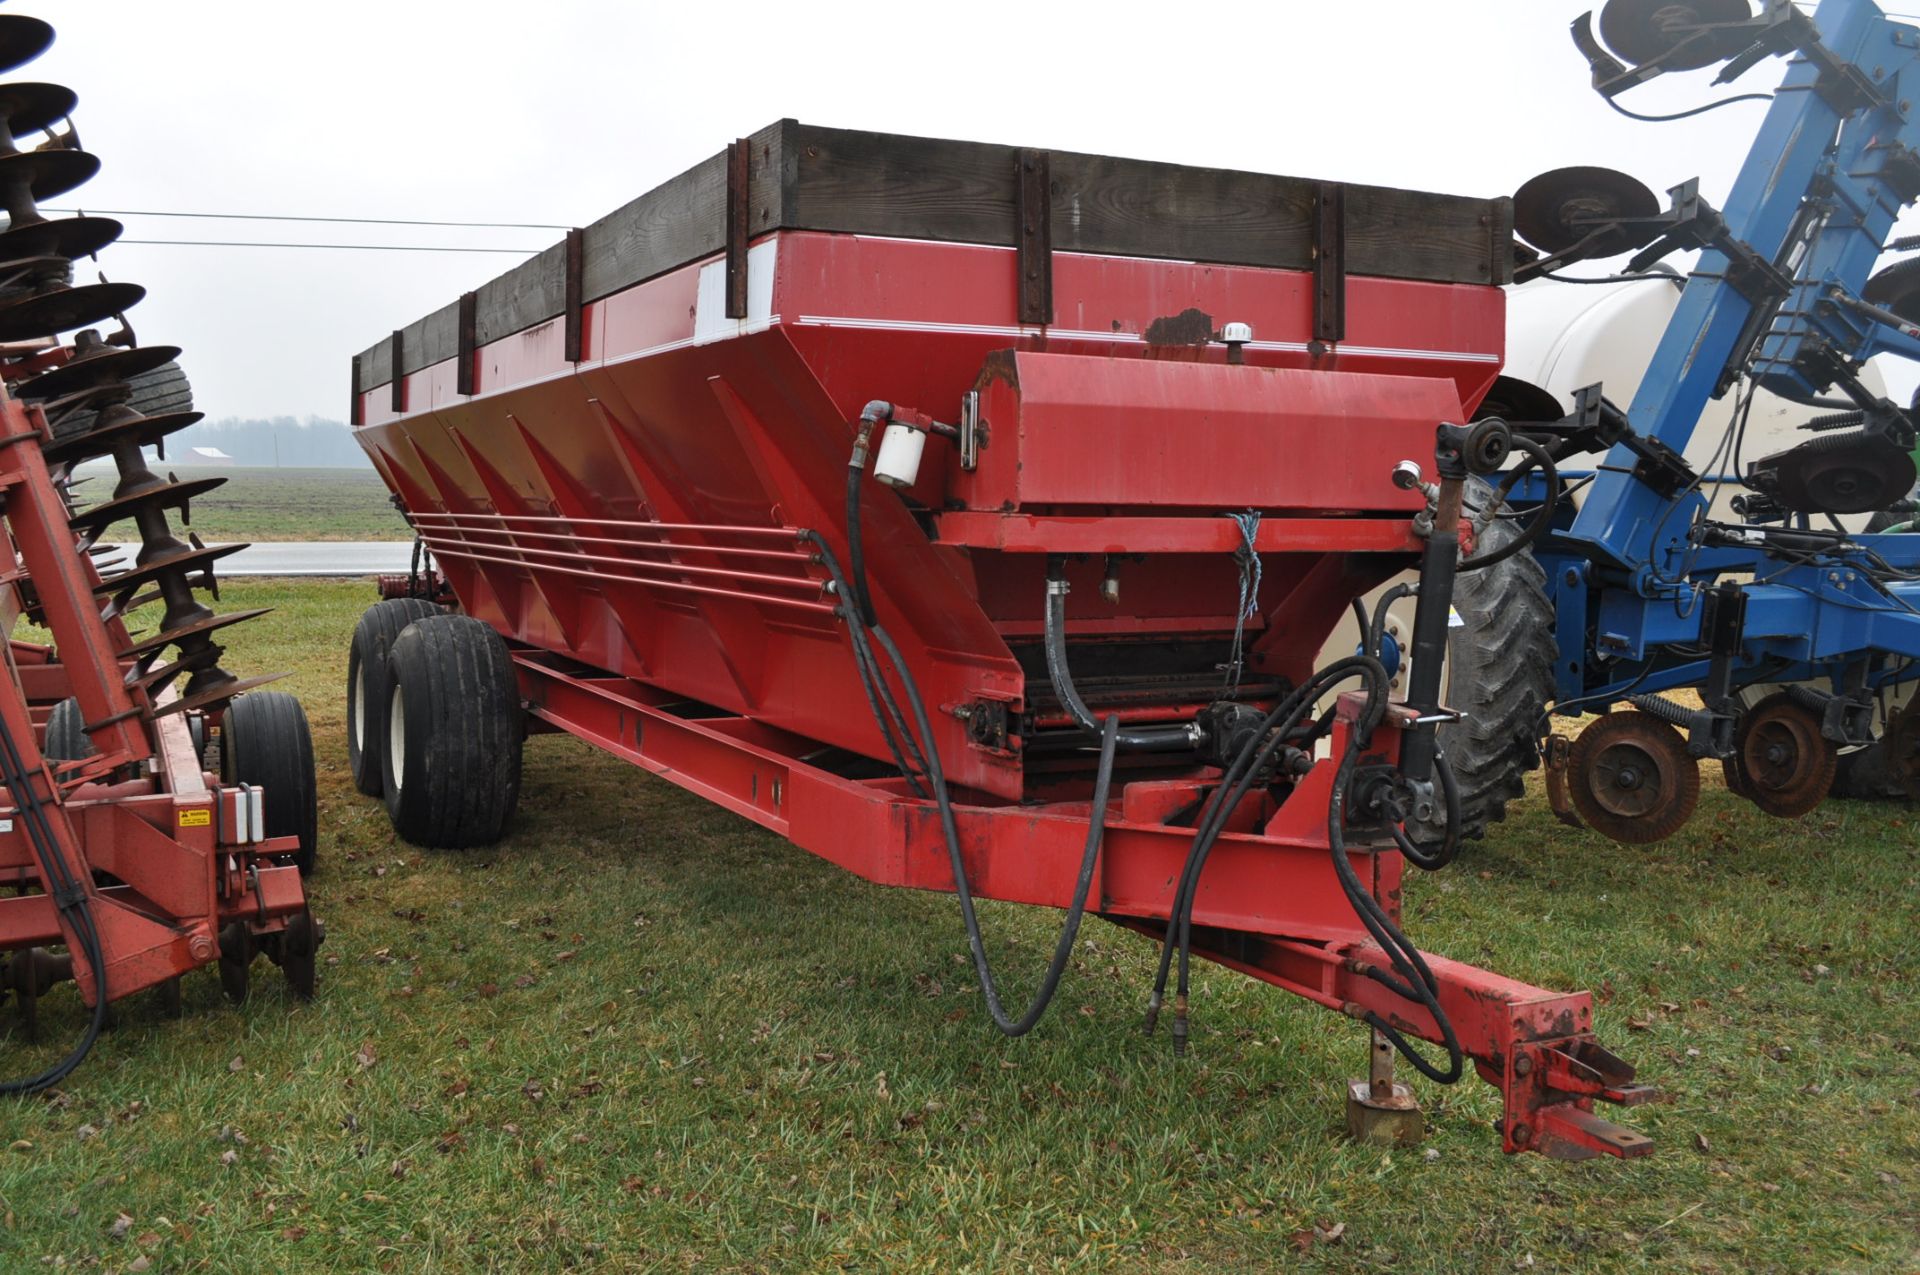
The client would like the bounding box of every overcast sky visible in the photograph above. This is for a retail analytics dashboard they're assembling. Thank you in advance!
[24,0,1915,422]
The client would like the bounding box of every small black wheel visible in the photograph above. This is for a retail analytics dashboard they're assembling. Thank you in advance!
[222,691,318,875]
[347,598,442,796]
[152,976,183,1019]
[217,922,251,1006]
[277,910,321,1001]
[42,696,93,762]
[382,614,523,849]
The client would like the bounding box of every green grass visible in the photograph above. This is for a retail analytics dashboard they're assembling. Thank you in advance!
[79,466,410,544]
[1,579,1918,1272]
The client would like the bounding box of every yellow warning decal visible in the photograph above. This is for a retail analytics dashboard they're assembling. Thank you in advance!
[178,808,212,828]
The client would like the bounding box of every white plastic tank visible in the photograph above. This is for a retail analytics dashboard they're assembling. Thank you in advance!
[1504,273,1887,521]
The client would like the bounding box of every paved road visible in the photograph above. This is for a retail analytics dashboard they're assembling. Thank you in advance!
[99,540,417,577]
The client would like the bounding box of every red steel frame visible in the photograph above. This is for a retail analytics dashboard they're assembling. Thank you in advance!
[0,376,307,1005]
[357,230,1655,1158]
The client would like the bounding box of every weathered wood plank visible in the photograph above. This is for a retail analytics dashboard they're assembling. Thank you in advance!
[357,118,1511,390]
[579,119,790,306]
[475,240,567,346]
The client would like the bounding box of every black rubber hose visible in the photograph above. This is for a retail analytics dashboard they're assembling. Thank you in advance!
[1325,712,1464,1085]
[845,462,879,629]
[1350,597,1370,650]
[866,620,1121,1037]
[1173,659,1392,1013]
[0,701,109,1095]
[809,527,1123,1038]
[1146,656,1382,1025]
[1458,436,1559,573]
[801,530,927,796]
[1392,751,1462,871]
[1044,583,1200,751]
[1369,583,1416,663]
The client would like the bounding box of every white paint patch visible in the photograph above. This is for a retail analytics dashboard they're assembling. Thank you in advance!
[694,239,779,344]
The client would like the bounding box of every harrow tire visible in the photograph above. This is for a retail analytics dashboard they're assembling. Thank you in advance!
[1425,477,1560,841]
[346,598,441,796]
[381,614,522,850]
[54,358,193,443]
[42,696,93,762]
[222,690,318,876]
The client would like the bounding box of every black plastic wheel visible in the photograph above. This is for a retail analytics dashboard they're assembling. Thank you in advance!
[346,598,442,796]
[221,690,318,875]
[41,695,93,762]
[381,614,523,849]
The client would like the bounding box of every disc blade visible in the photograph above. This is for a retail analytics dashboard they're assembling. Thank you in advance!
[93,541,243,598]
[69,475,226,535]
[42,408,203,465]
[0,281,145,342]
[1599,0,1751,70]
[0,215,122,266]
[153,671,287,718]
[0,83,76,135]
[0,16,55,77]
[117,607,271,661]
[0,147,99,203]
[1514,166,1660,256]
[15,343,179,401]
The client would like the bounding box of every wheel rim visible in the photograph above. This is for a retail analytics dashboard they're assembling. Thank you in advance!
[388,683,405,794]
[351,659,365,753]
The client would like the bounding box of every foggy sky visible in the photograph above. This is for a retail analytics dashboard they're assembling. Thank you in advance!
[25,0,1917,421]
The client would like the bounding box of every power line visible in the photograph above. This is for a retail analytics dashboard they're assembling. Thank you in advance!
[42,207,569,231]
[119,238,540,254]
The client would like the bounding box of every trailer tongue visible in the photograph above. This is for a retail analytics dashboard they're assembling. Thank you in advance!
[350,121,1654,1158]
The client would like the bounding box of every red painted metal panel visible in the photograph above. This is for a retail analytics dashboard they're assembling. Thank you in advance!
[960,354,1457,513]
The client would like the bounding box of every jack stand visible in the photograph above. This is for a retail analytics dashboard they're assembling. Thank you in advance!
[1346,1027,1424,1147]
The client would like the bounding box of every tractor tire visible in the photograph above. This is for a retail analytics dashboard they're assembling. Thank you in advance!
[1426,478,1560,841]
[42,697,93,762]
[381,614,522,850]
[53,358,192,443]
[346,597,442,796]
[222,691,318,875]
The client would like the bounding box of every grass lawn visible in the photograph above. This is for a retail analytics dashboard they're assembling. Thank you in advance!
[79,466,411,544]
[0,579,1917,1272]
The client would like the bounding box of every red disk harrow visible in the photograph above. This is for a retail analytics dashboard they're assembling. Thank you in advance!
[0,8,319,1088]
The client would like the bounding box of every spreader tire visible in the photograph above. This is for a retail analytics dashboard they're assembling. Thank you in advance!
[222,691,318,876]
[346,598,441,796]
[1428,478,1560,841]
[381,614,522,849]
[42,696,93,762]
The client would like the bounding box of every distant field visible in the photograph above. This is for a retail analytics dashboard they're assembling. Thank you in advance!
[80,465,410,543]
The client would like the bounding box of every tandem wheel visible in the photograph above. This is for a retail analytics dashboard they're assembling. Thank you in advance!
[380,614,523,850]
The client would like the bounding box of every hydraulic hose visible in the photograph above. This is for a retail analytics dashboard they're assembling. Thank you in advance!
[1458,435,1560,573]
[864,589,1123,1037]
[814,443,1126,1037]
[1043,576,1202,752]
[1145,656,1384,1035]
[801,530,928,796]
[845,460,879,629]
[1393,751,1462,871]
[0,698,109,1095]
